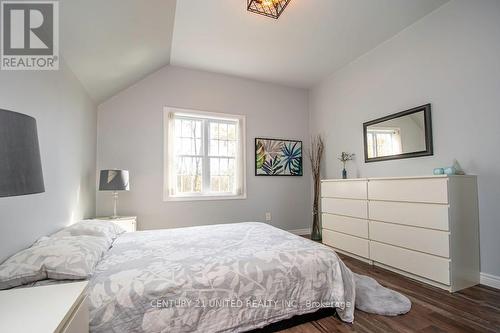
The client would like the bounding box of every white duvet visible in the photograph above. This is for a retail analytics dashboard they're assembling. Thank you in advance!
[88,222,355,332]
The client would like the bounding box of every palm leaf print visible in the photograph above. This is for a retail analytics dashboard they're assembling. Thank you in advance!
[281,142,303,175]
[255,138,302,176]
[256,140,266,170]
[262,140,283,159]
[262,156,283,175]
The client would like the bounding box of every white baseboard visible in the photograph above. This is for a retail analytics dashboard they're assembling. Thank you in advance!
[480,272,500,290]
[288,228,310,236]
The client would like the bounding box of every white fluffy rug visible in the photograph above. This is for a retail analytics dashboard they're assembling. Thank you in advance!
[353,273,412,316]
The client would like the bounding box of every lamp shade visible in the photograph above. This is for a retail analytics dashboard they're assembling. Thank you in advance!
[99,170,130,191]
[0,109,45,197]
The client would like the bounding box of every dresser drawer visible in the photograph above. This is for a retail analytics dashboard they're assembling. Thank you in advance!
[369,201,449,231]
[321,198,367,219]
[370,241,450,285]
[368,178,448,204]
[369,221,450,257]
[321,180,367,200]
[322,213,368,238]
[323,229,369,258]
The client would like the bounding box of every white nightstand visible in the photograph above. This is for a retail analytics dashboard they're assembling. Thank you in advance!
[95,216,137,232]
[0,281,89,333]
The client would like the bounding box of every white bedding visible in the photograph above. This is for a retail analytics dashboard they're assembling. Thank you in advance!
[88,222,355,332]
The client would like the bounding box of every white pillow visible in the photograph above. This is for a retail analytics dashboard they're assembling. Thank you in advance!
[78,219,126,239]
[52,220,125,245]
[0,235,109,290]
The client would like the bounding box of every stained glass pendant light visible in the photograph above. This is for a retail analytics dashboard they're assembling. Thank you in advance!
[247,0,291,19]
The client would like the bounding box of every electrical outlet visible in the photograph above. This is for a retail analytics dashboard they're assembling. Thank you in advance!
[265,212,272,222]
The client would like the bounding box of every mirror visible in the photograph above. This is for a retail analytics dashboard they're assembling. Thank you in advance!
[363,104,433,163]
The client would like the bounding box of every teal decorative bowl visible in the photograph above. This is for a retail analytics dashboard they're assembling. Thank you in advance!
[444,167,457,175]
[433,168,444,175]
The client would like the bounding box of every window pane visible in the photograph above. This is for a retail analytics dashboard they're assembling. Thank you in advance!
[175,119,182,137]
[181,120,192,137]
[210,158,220,175]
[219,124,228,140]
[228,141,236,157]
[209,139,219,156]
[175,140,182,155]
[210,122,218,139]
[219,140,228,156]
[194,139,202,155]
[209,121,238,158]
[209,158,235,193]
[194,121,202,138]
[211,176,220,192]
[175,156,202,193]
[220,158,228,175]
[228,159,235,175]
[210,176,230,193]
[228,124,236,140]
[181,138,192,155]
[220,176,229,192]
[175,119,202,156]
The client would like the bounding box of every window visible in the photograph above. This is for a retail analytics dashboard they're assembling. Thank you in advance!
[366,128,402,158]
[164,107,246,201]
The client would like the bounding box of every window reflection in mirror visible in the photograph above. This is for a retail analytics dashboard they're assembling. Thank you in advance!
[363,105,432,162]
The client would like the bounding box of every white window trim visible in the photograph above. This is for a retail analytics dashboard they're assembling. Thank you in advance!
[367,127,402,158]
[163,106,247,202]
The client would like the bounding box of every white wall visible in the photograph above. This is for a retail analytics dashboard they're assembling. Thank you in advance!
[0,61,97,262]
[97,65,310,232]
[310,0,500,277]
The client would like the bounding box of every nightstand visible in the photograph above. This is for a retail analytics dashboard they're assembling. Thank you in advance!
[95,216,137,232]
[0,281,88,333]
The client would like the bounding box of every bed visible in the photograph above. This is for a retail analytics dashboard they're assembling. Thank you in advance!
[89,222,355,332]
[0,222,355,333]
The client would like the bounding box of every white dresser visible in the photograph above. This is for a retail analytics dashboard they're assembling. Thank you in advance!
[321,175,480,292]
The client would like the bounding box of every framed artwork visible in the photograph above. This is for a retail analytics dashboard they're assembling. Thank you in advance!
[255,138,303,176]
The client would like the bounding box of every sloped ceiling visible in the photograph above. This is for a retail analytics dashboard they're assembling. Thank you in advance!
[60,0,448,104]
[60,0,177,103]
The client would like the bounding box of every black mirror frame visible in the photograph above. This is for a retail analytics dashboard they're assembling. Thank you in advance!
[363,104,433,163]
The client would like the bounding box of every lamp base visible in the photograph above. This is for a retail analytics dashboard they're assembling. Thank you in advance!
[112,191,119,219]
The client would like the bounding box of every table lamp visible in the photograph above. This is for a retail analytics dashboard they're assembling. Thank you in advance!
[0,109,45,197]
[99,169,129,218]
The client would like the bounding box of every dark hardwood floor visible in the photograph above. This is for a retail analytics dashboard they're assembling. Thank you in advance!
[278,252,500,333]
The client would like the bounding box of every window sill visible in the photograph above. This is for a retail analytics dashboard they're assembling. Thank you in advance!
[164,194,247,202]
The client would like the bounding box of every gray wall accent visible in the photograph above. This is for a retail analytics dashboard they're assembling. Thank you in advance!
[309,0,500,276]
[97,65,311,232]
[0,60,97,262]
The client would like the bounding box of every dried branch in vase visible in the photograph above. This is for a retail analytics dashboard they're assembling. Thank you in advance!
[308,135,324,241]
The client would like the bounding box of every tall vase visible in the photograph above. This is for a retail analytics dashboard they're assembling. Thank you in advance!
[311,211,321,241]
[311,177,322,241]
[342,168,347,179]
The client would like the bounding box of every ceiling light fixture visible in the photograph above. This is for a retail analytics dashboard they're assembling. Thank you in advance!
[247,0,291,19]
